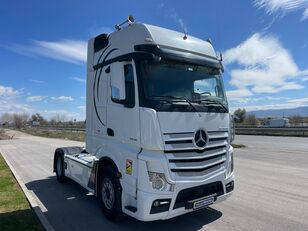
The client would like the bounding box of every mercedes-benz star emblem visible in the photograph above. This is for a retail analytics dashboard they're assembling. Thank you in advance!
[194,129,208,149]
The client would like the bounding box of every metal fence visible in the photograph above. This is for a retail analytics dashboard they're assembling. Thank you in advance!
[235,127,308,137]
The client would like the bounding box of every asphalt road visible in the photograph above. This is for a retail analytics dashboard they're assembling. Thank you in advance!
[1,131,308,231]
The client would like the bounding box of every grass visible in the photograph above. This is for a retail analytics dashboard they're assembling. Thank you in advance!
[0,154,44,231]
[21,127,85,142]
[232,144,246,148]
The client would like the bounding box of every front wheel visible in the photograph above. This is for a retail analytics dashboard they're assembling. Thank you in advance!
[99,166,123,221]
[55,155,66,183]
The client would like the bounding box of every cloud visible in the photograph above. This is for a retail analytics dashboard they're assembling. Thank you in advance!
[51,96,74,102]
[0,85,21,98]
[72,77,86,83]
[302,8,308,20]
[78,105,86,110]
[26,95,46,102]
[7,40,87,64]
[0,100,32,114]
[226,88,253,101]
[288,97,308,104]
[29,79,46,84]
[224,33,307,95]
[0,85,32,115]
[254,0,308,21]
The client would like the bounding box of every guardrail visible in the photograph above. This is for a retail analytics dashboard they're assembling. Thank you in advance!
[27,126,308,137]
[33,126,86,132]
[235,127,308,137]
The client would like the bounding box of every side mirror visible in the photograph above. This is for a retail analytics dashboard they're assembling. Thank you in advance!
[110,62,126,101]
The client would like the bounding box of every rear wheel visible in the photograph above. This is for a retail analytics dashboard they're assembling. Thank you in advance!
[55,155,66,183]
[99,166,123,221]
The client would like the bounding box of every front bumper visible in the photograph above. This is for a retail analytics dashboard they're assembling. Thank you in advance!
[124,174,234,221]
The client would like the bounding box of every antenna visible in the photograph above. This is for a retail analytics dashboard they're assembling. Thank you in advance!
[115,15,135,31]
[183,31,187,40]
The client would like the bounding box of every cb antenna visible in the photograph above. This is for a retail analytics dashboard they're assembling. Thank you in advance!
[115,15,135,31]
[183,31,187,40]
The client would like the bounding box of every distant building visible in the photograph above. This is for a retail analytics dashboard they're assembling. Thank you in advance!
[32,121,40,126]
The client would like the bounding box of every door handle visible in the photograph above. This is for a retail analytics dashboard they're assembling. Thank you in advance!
[107,128,114,136]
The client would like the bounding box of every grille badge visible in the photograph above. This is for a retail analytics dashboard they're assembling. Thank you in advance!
[194,129,208,149]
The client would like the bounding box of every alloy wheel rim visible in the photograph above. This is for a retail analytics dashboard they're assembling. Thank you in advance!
[102,178,114,210]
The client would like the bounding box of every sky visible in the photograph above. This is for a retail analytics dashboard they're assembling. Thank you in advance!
[0,0,308,121]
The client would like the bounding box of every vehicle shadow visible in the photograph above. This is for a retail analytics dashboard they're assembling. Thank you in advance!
[26,176,222,231]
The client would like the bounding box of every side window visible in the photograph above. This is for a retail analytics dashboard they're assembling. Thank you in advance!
[124,64,135,107]
[110,63,135,107]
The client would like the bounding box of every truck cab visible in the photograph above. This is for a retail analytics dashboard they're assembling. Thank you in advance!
[54,17,235,221]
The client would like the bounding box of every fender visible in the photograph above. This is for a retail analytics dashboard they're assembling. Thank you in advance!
[53,146,83,172]
[92,156,121,196]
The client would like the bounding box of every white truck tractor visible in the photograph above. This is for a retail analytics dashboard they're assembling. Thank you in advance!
[53,16,235,221]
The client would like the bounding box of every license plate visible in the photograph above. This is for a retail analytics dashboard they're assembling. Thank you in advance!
[193,196,214,210]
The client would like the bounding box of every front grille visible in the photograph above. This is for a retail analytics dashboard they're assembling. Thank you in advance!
[163,131,228,176]
[173,181,223,209]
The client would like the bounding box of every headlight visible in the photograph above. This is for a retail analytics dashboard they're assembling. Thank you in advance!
[225,152,234,178]
[148,172,173,191]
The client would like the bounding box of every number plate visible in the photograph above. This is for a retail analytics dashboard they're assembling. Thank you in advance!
[193,196,214,210]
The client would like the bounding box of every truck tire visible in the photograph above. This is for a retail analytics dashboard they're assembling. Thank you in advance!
[55,154,67,183]
[99,166,123,221]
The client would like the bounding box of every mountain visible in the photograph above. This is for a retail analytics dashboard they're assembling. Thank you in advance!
[247,106,308,118]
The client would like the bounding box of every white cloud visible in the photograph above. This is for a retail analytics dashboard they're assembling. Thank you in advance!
[51,96,74,102]
[302,7,308,20]
[7,40,87,64]
[0,100,32,114]
[29,79,46,84]
[78,105,86,110]
[0,85,21,98]
[229,96,308,112]
[0,85,32,115]
[224,33,307,95]
[72,77,86,83]
[254,0,308,21]
[226,88,253,101]
[288,97,308,104]
[26,95,46,102]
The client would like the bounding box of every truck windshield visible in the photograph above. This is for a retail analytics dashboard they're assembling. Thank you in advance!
[139,59,228,112]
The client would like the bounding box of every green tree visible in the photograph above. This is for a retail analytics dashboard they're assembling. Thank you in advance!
[234,108,246,123]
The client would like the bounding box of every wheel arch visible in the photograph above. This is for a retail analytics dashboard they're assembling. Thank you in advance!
[95,156,121,196]
[53,146,84,172]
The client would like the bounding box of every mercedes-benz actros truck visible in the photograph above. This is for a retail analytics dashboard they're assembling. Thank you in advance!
[53,16,235,221]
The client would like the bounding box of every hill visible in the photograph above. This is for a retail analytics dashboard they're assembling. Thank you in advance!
[247,106,308,118]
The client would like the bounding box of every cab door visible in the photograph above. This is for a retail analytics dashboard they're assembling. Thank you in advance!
[106,61,140,149]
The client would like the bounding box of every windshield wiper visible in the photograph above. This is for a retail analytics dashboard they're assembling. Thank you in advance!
[195,99,228,112]
[150,95,198,113]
